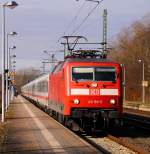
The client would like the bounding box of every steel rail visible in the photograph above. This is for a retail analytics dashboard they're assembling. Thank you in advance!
[107,134,148,154]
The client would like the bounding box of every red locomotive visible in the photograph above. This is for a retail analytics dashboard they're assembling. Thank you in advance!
[21,48,123,132]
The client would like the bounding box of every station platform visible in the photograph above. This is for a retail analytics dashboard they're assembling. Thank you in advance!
[0,96,100,154]
[123,101,150,112]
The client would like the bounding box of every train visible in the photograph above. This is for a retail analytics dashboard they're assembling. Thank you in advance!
[21,50,123,132]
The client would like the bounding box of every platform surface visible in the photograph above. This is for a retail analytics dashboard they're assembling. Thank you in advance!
[123,101,150,112]
[0,96,101,154]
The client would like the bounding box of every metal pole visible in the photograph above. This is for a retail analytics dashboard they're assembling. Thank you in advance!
[8,48,11,106]
[1,6,6,122]
[142,62,145,103]
[5,34,9,111]
[51,54,54,70]
[123,65,126,102]
[9,48,12,72]
[42,62,45,74]
[103,9,107,52]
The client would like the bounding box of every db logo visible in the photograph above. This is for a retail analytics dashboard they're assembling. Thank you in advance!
[90,89,100,95]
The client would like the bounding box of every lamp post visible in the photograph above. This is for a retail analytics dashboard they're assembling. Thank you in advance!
[138,59,145,103]
[123,65,126,102]
[7,54,16,106]
[8,46,16,106]
[7,32,17,72]
[11,61,16,71]
[0,1,18,123]
[121,64,126,102]
[6,31,17,111]
[9,46,16,72]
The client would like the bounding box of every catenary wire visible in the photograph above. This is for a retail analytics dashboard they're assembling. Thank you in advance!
[70,0,103,35]
[62,1,86,36]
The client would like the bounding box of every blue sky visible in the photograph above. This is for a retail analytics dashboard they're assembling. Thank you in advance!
[0,0,150,71]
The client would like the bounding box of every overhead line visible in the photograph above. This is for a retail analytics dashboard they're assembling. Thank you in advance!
[70,0,103,35]
[50,0,103,54]
[62,1,86,36]
[50,2,86,53]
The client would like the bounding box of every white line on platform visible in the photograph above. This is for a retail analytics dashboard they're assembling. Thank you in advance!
[19,96,67,153]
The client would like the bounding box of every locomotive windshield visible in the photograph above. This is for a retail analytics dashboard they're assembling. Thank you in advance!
[72,67,116,82]
[72,67,93,81]
[95,67,116,82]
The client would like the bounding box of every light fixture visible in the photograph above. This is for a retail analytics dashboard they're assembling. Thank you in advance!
[110,99,116,105]
[4,1,18,9]
[74,99,80,104]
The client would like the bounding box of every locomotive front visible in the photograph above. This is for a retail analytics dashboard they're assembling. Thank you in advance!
[64,59,123,131]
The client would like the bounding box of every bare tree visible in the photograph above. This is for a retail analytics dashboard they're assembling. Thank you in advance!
[109,16,150,101]
[14,67,41,93]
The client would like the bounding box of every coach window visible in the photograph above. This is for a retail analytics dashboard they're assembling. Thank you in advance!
[44,80,48,92]
[40,81,44,92]
[40,81,43,92]
[37,82,41,92]
[41,80,48,92]
[32,84,35,92]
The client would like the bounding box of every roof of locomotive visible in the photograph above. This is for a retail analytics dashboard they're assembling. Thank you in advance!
[51,58,121,74]
[64,58,119,64]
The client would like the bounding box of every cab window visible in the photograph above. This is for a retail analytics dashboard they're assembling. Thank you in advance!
[72,67,116,82]
[72,67,93,81]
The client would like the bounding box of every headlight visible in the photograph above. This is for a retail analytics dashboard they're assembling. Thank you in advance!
[110,99,116,105]
[74,99,80,104]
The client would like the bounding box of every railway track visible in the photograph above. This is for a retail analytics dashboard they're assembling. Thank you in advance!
[78,132,136,154]
[105,110,150,154]
[124,108,150,117]
[123,108,150,131]
[107,134,148,154]
[79,129,149,154]
[123,113,150,131]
